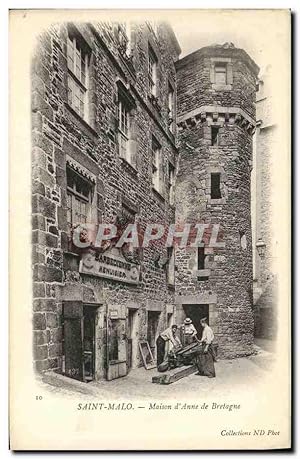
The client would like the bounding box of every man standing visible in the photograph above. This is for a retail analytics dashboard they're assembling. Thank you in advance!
[156,324,181,366]
[182,317,198,346]
[194,318,216,378]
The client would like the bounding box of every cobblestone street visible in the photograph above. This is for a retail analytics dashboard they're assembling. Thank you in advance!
[38,340,276,400]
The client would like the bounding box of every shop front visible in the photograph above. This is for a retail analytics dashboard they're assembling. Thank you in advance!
[61,246,143,383]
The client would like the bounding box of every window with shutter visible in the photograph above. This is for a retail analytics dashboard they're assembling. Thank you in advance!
[66,167,94,233]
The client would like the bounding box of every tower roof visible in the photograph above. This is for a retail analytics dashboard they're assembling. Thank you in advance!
[176,42,259,76]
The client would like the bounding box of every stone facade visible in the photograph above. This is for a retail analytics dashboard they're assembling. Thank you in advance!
[252,65,278,339]
[32,24,260,380]
[175,44,259,358]
[32,21,180,379]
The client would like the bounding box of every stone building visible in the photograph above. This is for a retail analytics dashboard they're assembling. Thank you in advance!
[32,21,261,381]
[32,21,181,381]
[252,65,278,339]
[175,43,259,358]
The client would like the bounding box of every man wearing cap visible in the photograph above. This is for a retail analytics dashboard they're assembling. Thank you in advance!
[194,317,216,378]
[182,317,198,346]
[156,325,182,366]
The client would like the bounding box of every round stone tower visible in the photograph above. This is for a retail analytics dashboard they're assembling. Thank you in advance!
[175,43,259,358]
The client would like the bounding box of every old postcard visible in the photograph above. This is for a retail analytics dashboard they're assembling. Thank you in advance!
[9,9,291,450]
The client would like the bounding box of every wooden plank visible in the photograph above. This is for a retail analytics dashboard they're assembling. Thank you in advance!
[152,365,197,385]
[176,342,200,355]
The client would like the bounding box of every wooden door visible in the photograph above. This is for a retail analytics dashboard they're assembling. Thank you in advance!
[106,316,127,380]
[147,311,160,358]
[82,307,96,382]
[183,304,209,340]
[126,308,136,371]
[63,301,84,381]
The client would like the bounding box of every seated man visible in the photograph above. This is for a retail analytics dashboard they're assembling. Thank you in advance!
[156,324,181,367]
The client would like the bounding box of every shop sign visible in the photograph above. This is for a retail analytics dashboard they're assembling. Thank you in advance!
[79,248,140,285]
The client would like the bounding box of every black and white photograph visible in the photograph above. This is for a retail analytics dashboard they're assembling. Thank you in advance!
[9,8,291,450]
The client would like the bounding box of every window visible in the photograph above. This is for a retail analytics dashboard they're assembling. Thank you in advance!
[117,82,137,168]
[148,45,157,97]
[168,84,175,132]
[152,138,163,194]
[167,247,175,287]
[214,64,227,85]
[197,247,206,270]
[119,99,135,167]
[168,162,175,205]
[211,126,219,146]
[211,173,222,199]
[66,167,93,231]
[67,33,89,120]
[197,247,210,280]
[121,203,136,225]
[118,98,130,162]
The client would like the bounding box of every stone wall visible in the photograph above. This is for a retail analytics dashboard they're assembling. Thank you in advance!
[175,44,259,358]
[253,277,277,339]
[32,27,262,372]
[32,21,179,375]
[252,66,278,339]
